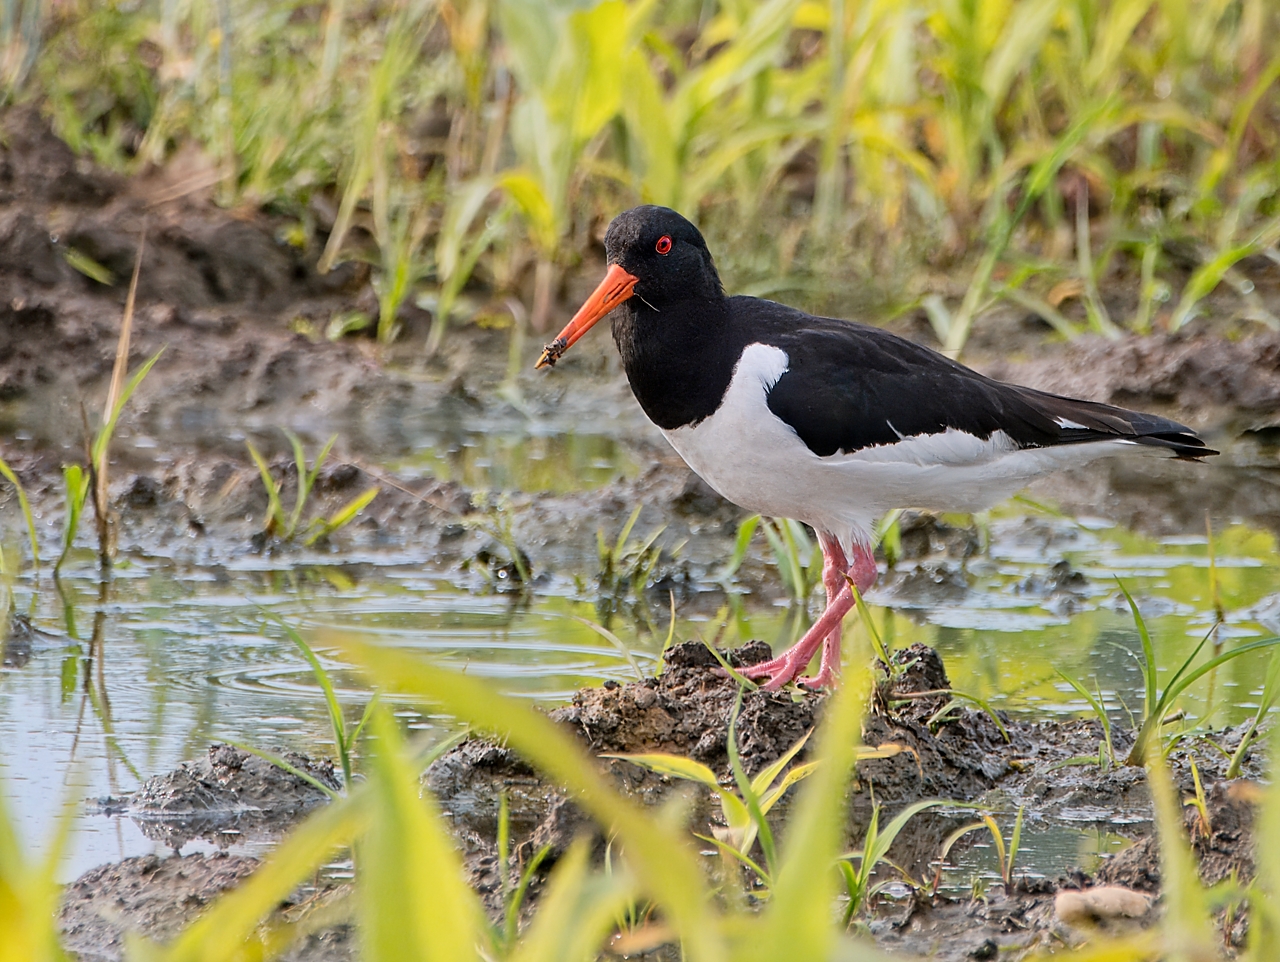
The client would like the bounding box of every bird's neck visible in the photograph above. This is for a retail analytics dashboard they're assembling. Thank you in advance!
[611,296,739,430]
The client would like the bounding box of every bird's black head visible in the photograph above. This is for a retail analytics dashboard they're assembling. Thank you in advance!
[534,205,723,369]
[604,205,723,306]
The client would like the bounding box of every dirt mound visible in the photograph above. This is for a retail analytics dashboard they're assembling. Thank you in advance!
[1096,779,1259,892]
[549,641,818,775]
[59,853,261,962]
[59,852,354,962]
[96,744,340,850]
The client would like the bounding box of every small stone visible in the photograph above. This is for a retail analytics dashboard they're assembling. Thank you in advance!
[1055,885,1151,924]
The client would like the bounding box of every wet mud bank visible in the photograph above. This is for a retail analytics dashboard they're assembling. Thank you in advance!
[61,643,1270,961]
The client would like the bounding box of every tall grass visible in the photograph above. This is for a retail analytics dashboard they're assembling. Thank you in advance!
[18,0,1280,355]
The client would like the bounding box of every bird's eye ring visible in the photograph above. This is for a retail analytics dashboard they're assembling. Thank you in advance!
[655,235,672,255]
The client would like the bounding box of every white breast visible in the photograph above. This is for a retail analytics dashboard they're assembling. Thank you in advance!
[660,343,1134,554]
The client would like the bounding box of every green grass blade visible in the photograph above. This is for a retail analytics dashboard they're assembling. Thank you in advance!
[612,504,643,562]
[504,843,551,948]
[1007,806,1024,884]
[749,728,813,798]
[1145,738,1216,958]
[245,442,285,535]
[725,691,776,874]
[283,429,309,539]
[1118,581,1158,720]
[505,840,636,962]
[1160,636,1280,716]
[1251,724,1280,953]
[1055,669,1113,763]
[90,348,164,468]
[981,815,1007,880]
[304,485,380,546]
[602,753,721,791]
[269,615,350,782]
[348,692,382,751]
[0,456,40,570]
[851,584,891,666]
[929,688,1010,742]
[567,615,645,682]
[360,708,489,962]
[1227,647,1280,778]
[751,635,871,960]
[334,636,727,962]
[220,740,340,801]
[55,464,89,572]
[1128,635,1280,765]
[693,833,772,887]
[716,514,760,583]
[863,799,948,873]
[698,639,759,690]
[758,762,820,817]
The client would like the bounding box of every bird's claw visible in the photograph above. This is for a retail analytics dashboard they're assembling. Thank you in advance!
[736,657,807,692]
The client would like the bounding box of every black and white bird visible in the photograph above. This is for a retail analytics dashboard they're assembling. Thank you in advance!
[537,205,1216,691]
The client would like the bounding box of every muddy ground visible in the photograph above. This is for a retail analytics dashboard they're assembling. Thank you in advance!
[57,642,1267,961]
[5,104,1280,578]
[0,106,1277,959]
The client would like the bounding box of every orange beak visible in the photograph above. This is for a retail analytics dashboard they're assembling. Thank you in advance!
[535,263,639,369]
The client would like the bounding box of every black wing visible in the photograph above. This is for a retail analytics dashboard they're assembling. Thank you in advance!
[735,300,1215,460]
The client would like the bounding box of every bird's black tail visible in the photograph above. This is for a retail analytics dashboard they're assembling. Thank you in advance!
[1011,386,1218,460]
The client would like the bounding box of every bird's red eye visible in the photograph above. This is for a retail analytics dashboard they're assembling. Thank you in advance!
[655,235,672,255]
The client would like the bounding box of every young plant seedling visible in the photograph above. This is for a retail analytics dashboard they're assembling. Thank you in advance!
[839,798,947,923]
[715,514,762,584]
[246,431,378,545]
[462,492,530,585]
[1054,668,1116,769]
[609,691,907,896]
[1120,582,1280,765]
[933,807,1024,894]
[760,517,818,606]
[597,504,668,600]
[1226,646,1280,779]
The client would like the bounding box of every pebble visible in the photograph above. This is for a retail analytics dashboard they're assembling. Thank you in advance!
[1054,885,1151,924]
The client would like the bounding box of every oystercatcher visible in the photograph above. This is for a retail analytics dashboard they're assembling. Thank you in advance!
[536,206,1216,690]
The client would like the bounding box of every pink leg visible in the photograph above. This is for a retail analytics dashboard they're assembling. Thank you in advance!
[797,533,850,688]
[740,534,877,691]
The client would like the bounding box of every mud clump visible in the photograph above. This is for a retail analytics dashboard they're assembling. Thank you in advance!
[426,641,1015,884]
[97,744,340,850]
[549,641,817,775]
[426,641,824,891]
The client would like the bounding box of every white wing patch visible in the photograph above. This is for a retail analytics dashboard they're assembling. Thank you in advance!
[835,427,1019,466]
[1054,416,1088,430]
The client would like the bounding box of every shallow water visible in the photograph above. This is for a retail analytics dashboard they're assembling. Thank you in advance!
[3,421,1280,887]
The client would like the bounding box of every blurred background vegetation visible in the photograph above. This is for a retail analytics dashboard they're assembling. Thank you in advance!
[3,0,1278,354]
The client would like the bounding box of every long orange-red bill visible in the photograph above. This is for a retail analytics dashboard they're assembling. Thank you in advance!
[535,263,639,369]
